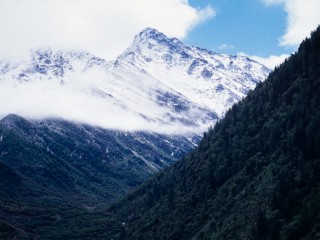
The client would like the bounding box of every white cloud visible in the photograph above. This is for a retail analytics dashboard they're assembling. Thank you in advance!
[0,59,213,135]
[250,54,289,69]
[262,0,284,5]
[0,0,215,60]
[238,52,289,69]
[218,44,235,51]
[262,0,320,47]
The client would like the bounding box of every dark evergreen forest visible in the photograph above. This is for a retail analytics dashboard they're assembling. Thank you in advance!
[1,26,320,239]
[107,26,320,240]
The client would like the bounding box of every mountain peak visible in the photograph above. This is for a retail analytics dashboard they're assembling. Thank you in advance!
[116,28,270,118]
[0,114,33,132]
[1,113,26,124]
[137,28,168,41]
[130,28,184,50]
[140,27,162,36]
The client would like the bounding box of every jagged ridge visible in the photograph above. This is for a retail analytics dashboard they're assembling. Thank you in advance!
[0,28,269,134]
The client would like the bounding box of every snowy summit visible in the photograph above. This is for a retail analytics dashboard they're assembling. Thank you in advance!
[0,28,270,134]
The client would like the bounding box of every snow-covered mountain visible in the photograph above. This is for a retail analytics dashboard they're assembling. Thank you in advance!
[0,28,270,203]
[119,28,270,117]
[0,28,270,135]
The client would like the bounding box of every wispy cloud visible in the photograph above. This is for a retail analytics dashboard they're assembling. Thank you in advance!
[0,0,215,60]
[0,57,212,135]
[238,52,289,69]
[218,44,235,51]
[262,0,320,47]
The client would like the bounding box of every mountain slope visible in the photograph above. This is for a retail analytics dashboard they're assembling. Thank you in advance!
[0,28,268,209]
[104,26,320,239]
[0,28,270,239]
[118,28,269,117]
[0,114,198,239]
[0,28,269,134]
[0,114,198,203]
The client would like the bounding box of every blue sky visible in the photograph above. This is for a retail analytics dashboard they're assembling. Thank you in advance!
[0,0,319,68]
[187,0,288,57]
[186,0,320,68]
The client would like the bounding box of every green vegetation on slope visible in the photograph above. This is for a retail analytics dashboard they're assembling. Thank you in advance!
[107,26,320,240]
[0,116,194,239]
[1,26,320,239]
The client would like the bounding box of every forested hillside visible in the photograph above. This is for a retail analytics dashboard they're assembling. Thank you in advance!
[1,27,319,240]
[108,26,320,240]
[0,116,194,239]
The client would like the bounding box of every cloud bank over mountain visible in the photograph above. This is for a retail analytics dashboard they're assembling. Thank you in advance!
[0,29,269,135]
[0,0,215,60]
[262,0,320,47]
